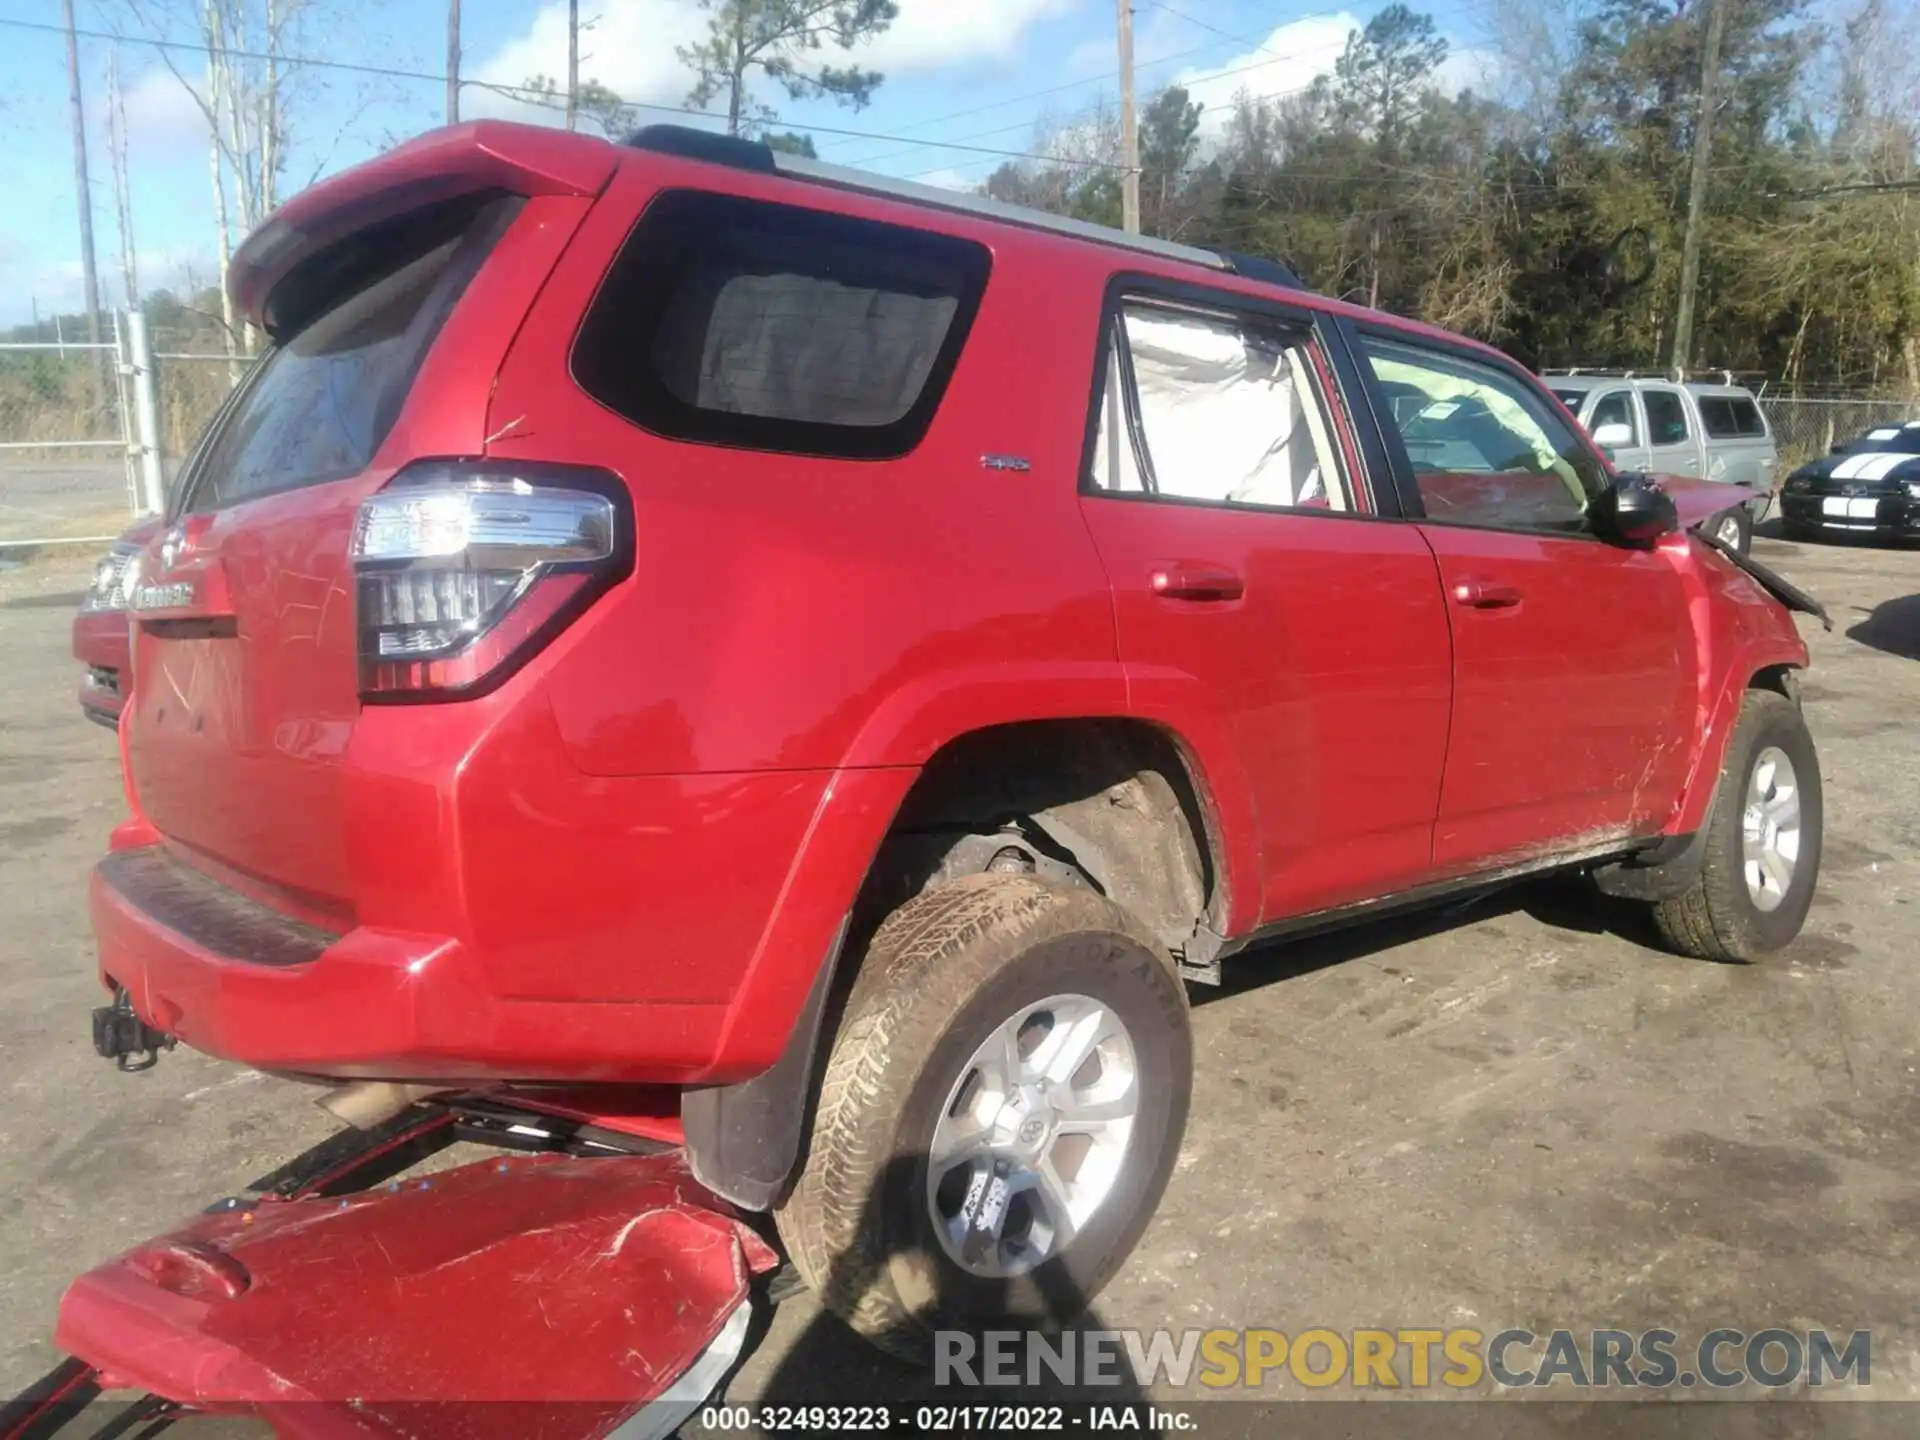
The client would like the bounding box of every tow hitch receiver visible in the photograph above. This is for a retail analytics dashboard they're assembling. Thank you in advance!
[2,1100,779,1439]
[90,988,174,1072]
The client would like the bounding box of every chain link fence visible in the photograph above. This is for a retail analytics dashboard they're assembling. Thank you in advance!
[0,315,136,548]
[1760,396,1919,472]
[0,313,244,550]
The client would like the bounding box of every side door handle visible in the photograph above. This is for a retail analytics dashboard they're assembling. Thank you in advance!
[1150,563,1245,602]
[1451,577,1523,610]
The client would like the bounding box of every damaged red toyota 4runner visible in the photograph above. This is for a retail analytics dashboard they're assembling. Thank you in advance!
[91,121,1825,1354]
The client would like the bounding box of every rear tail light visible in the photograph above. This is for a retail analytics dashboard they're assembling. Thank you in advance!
[350,460,630,699]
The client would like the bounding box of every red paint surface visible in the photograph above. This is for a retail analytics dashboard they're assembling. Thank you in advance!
[56,1151,774,1416]
[94,121,1812,1094]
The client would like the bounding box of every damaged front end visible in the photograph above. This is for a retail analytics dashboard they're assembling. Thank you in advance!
[1,1097,779,1440]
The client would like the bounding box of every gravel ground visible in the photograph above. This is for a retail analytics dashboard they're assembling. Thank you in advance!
[1,526,1915,1432]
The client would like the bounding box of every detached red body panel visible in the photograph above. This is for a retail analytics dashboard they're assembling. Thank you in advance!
[56,1151,773,1426]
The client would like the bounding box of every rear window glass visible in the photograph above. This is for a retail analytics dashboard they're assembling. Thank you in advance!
[572,189,991,460]
[184,195,518,513]
[1698,395,1766,439]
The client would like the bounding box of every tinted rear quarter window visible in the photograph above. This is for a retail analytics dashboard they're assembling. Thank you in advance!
[184,194,520,513]
[572,189,991,460]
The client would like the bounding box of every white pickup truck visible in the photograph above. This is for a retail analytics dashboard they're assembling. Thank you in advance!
[1543,372,1776,551]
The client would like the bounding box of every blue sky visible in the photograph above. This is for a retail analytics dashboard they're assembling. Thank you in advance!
[0,0,1492,327]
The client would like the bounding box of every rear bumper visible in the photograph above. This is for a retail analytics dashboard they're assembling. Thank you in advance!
[91,855,728,1083]
[92,754,915,1085]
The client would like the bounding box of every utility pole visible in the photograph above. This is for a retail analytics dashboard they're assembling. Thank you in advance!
[1117,0,1140,233]
[62,0,108,408]
[1671,0,1728,373]
[565,0,580,132]
[446,0,461,123]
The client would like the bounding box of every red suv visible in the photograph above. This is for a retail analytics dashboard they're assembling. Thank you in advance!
[94,121,1823,1351]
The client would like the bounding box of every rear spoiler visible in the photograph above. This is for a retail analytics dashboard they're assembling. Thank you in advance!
[229,122,619,337]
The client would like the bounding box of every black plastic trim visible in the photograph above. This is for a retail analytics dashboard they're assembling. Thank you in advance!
[1210,249,1305,289]
[681,917,849,1212]
[626,123,777,173]
[98,847,340,969]
[1220,835,1654,958]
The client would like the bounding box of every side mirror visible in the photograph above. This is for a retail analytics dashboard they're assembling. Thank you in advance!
[1593,471,1679,548]
[1590,421,1634,450]
[1830,441,1849,454]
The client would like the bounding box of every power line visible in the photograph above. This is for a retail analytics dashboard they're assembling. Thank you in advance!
[0,14,1128,170]
[1141,0,1283,54]
[840,0,1487,172]
[814,3,1317,159]
[6,12,1843,193]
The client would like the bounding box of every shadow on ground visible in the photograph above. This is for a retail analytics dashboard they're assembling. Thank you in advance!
[1846,593,1920,660]
[744,1152,1145,1409]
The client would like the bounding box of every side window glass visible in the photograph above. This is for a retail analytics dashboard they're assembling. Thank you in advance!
[1590,390,1638,444]
[1643,390,1691,446]
[1090,302,1351,512]
[1361,336,1608,533]
[1698,396,1739,438]
[1730,397,1766,437]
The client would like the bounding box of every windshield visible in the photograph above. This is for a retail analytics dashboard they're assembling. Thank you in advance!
[1550,389,1587,412]
[1841,424,1920,455]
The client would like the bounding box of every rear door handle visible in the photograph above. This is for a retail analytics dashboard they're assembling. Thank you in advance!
[1451,577,1523,610]
[1150,564,1245,602]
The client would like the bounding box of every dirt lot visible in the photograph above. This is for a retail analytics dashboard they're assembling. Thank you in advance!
[1,525,1916,1424]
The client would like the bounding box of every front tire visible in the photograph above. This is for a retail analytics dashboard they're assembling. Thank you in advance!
[776,874,1192,1354]
[1652,690,1822,961]
[1708,505,1753,553]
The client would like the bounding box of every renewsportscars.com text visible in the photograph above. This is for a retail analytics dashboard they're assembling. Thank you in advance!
[935,1327,1871,1391]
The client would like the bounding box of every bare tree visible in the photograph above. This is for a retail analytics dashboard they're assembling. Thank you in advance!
[106,44,140,308]
[126,0,312,359]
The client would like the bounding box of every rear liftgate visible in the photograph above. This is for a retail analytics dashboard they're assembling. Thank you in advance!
[0,1096,781,1440]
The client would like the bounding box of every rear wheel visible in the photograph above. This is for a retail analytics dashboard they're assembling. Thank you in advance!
[776,874,1191,1355]
[1651,690,1822,961]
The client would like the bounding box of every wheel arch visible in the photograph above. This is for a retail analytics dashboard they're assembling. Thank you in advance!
[685,713,1236,1211]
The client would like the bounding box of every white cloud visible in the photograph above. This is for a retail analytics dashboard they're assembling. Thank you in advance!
[1163,13,1490,138]
[863,0,1080,73]
[1171,14,1363,134]
[117,65,213,159]
[468,0,1085,128]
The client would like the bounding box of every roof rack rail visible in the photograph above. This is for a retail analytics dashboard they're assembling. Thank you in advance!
[1208,249,1304,289]
[625,123,1239,276]
[1543,365,1744,387]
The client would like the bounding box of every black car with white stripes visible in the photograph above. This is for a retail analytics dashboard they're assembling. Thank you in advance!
[1781,421,1920,541]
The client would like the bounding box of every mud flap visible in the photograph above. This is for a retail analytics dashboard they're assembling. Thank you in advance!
[42,1150,776,1438]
